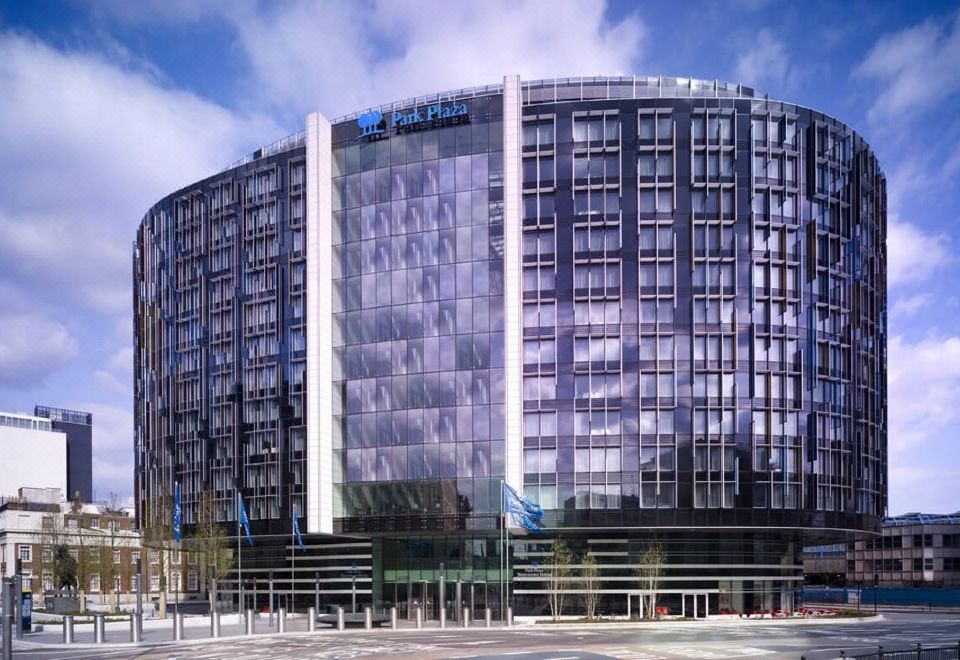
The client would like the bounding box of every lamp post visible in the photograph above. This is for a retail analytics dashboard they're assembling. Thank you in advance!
[314,572,320,615]
[873,573,878,615]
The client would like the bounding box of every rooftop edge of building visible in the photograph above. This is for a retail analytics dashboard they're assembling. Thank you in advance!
[210,74,875,183]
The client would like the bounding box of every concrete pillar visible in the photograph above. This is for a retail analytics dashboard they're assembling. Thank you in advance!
[307,607,316,632]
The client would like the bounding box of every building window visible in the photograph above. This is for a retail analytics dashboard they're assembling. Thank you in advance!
[18,545,32,563]
[131,575,140,592]
[114,549,121,564]
[66,518,78,531]
[90,574,101,593]
[149,549,159,564]
[188,571,199,592]
[149,574,160,592]
[42,547,53,563]
[131,550,140,565]
[90,517,100,529]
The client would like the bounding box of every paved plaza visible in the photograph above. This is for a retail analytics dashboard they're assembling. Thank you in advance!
[5,611,960,659]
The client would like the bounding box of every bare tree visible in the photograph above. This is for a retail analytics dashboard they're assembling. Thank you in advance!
[96,518,121,612]
[76,530,93,604]
[191,490,235,613]
[579,552,600,620]
[38,514,67,606]
[142,486,173,619]
[635,541,664,618]
[547,538,573,622]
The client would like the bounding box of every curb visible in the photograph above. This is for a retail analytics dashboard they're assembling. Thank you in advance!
[11,614,887,650]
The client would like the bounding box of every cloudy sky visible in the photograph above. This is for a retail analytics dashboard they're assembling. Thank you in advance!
[0,0,957,514]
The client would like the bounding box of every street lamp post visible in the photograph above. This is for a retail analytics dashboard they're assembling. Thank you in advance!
[873,574,878,615]
[314,572,320,615]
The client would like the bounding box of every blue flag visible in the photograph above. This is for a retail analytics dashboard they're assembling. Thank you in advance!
[293,506,305,552]
[503,482,544,533]
[173,482,182,543]
[237,492,254,546]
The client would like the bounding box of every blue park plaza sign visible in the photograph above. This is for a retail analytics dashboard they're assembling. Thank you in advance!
[357,100,469,139]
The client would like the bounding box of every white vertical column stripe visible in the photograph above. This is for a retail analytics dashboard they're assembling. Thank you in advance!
[305,112,333,534]
[502,75,524,492]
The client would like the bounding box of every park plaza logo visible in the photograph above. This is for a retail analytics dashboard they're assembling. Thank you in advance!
[356,100,469,140]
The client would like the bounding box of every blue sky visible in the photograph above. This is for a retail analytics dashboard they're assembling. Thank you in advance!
[0,0,957,513]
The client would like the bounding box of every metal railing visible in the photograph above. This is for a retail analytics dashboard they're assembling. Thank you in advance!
[808,642,960,659]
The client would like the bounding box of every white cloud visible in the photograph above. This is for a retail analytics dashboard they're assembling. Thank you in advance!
[856,9,960,124]
[886,220,952,286]
[0,31,282,316]
[890,292,935,318]
[733,29,790,89]
[0,314,78,387]
[886,333,960,513]
[117,0,646,122]
[887,334,960,456]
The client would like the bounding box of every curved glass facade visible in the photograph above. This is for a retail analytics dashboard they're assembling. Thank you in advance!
[330,94,507,533]
[135,76,886,617]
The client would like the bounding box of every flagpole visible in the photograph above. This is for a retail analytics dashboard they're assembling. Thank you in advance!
[237,490,242,616]
[291,505,296,614]
[499,479,505,621]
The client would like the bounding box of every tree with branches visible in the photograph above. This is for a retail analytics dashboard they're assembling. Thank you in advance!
[142,486,174,619]
[547,538,573,621]
[579,551,600,620]
[191,489,234,613]
[635,540,665,618]
[96,518,122,611]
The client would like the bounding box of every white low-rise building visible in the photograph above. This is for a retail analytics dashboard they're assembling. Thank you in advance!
[0,411,67,498]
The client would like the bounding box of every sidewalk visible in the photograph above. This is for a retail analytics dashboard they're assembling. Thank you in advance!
[11,610,890,652]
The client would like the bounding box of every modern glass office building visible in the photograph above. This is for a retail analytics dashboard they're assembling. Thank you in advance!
[134,76,887,617]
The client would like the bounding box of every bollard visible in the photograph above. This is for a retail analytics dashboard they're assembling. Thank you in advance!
[278,608,286,633]
[307,606,316,632]
[364,606,372,630]
[210,612,221,638]
[485,607,492,628]
[415,606,423,629]
[390,606,398,630]
[507,606,513,627]
[2,578,13,660]
[245,609,255,636]
[130,614,142,643]
[462,606,469,627]
[440,606,446,628]
[173,612,184,641]
[94,614,106,643]
[62,615,75,644]
[336,606,345,631]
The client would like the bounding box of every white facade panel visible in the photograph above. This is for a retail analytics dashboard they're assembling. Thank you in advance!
[502,75,524,493]
[0,425,67,499]
[305,112,334,534]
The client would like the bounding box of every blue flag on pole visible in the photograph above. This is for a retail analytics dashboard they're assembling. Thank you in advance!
[237,492,254,546]
[173,482,182,543]
[503,482,544,533]
[293,505,305,551]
